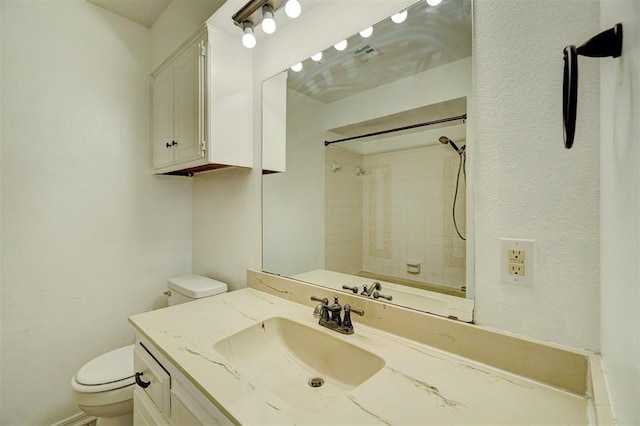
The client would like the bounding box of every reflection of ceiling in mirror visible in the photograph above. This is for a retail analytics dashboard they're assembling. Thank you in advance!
[329,97,466,138]
[287,0,472,103]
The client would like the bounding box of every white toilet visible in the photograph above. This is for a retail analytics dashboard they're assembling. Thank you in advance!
[71,274,228,425]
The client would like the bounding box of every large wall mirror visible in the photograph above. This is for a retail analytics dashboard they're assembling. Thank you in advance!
[262,0,473,321]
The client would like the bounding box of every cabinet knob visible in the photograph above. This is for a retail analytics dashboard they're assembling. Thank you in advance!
[165,142,171,148]
[171,140,178,146]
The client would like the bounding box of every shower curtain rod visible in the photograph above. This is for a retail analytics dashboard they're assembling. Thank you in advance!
[324,113,467,147]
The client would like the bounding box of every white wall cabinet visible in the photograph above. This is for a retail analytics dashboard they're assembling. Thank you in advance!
[151,24,252,176]
[261,71,287,173]
[133,337,234,425]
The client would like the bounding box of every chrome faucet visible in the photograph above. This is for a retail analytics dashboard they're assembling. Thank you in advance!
[311,295,364,335]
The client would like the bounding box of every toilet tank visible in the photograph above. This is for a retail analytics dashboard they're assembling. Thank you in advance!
[167,274,228,306]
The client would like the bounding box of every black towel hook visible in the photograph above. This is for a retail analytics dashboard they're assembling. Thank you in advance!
[563,23,623,149]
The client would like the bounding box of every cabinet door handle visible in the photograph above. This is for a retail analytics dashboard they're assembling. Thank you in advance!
[165,142,171,148]
[171,140,178,146]
[135,372,151,389]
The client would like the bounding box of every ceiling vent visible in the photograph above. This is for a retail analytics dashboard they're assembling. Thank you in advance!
[352,44,381,62]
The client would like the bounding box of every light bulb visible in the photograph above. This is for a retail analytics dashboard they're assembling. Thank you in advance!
[426,0,443,5]
[359,26,373,38]
[261,5,276,34]
[290,62,303,72]
[241,22,256,49]
[285,0,301,18]
[391,10,408,24]
[334,39,348,51]
[311,52,323,62]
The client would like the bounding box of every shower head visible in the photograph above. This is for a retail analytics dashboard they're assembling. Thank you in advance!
[439,136,463,154]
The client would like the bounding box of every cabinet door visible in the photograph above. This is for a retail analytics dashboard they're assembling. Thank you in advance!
[172,37,205,165]
[171,380,233,425]
[134,388,169,426]
[152,68,175,170]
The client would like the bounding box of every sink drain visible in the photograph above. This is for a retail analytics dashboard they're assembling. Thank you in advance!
[308,377,324,388]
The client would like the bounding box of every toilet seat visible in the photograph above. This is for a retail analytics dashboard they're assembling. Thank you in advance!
[72,345,135,393]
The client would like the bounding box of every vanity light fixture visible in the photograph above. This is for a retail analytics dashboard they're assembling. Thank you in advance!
[261,4,276,34]
[233,0,302,48]
[290,62,303,72]
[334,39,348,51]
[426,0,443,6]
[241,21,257,48]
[391,10,408,24]
[311,52,323,62]
[284,0,301,18]
[359,26,373,38]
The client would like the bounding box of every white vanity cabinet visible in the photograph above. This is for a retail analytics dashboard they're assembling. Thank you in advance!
[151,24,252,176]
[133,338,234,425]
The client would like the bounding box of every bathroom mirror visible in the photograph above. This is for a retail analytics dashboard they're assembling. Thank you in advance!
[262,0,474,321]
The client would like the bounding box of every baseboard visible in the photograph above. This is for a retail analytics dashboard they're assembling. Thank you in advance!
[51,412,96,426]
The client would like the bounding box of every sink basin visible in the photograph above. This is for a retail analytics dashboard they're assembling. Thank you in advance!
[213,317,385,412]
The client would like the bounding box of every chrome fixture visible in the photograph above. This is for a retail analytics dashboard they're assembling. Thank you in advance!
[311,296,364,335]
[361,281,381,297]
[232,0,302,49]
[342,285,358,294]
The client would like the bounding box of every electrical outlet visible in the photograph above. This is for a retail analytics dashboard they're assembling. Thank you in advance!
[509,263,525,276]
[500,238,534,286]
[508,249,525,263]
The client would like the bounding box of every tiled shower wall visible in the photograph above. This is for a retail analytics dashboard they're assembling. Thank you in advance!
[326,144,466,290]
[325,147,363,274]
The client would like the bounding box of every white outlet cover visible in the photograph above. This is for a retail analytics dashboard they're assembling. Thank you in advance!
[500,238,534,286]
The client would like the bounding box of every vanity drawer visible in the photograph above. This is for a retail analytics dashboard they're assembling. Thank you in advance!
[134,342,171,418]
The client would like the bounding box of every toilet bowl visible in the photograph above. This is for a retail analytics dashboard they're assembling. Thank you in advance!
[71,275,228,425]
[71,345,135,426]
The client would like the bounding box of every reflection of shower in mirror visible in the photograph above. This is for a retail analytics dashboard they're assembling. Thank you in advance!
[440,135,467,241]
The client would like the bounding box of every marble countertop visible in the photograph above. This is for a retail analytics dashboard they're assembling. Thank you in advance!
[129,287,590,425]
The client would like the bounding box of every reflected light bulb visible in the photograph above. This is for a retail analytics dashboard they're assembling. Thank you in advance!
[334,39,348,51]
[391,10,408,24]
[426,0,443,5]
[311,52,323,62]
[359,26,373,38]
[261,5,276,34]
[290,62,303,72]
[285,0,301,18]
[241,23,256,49]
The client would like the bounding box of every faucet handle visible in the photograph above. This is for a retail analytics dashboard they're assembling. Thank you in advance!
[346,305,365,316]
[373,291,393,301]
[342,285,358,294]
[311,296,328,304]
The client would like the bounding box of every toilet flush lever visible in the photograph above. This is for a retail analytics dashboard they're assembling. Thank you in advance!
[135,372,150,389]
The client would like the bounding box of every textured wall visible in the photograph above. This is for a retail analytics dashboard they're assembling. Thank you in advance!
[600,0,640,423]
[473,0,601,350]
[0,1,192,423]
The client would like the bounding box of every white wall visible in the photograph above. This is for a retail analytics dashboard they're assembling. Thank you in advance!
[0,1,193,423]
[473,0,601,351]
[263,89,326,276]
[600,0,640,424]
[150,0,225,71]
